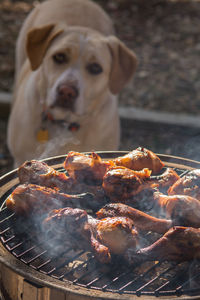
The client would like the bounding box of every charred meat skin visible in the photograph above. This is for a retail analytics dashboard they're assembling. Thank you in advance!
[43,207,138,263]
[168,169,200,200]
[114,147,164,174]
[149,168,180,189]
[154,191,200,228]
[102,166,152,203]
[18,160,73,192]
[125,226,200,264]
[96,203,172,234]
[64,151,114,184]
[6,184,94,216]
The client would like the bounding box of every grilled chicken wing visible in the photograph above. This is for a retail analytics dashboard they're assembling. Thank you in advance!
[43,207,138,263]
[6,184,94,216]
[18,160,73,192]
[96,203,172,234]
[102,166,152,203]
[114,147,164,174]
[125,226,200,264]
[154,191,200,228]
[64,151,114,184]
[168,169,200,200]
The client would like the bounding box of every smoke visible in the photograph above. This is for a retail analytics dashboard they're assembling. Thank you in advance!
[36,127,80,160]
[189,259,200,289]
[174,133,200,162]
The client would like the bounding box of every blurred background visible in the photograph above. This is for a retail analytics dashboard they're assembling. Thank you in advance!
[1,0,200,176]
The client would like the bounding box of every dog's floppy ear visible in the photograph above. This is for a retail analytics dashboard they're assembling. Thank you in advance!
[106,36,137,94]
[26,24,63,71]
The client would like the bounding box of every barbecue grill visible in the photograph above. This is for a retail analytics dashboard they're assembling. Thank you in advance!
[1,152,200,300]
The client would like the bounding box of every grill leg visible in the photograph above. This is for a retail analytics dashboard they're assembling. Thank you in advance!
[0,264,48,300]
[0,263,74,300]
[0,263,23,300]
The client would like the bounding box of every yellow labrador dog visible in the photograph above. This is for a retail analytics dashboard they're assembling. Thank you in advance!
[7,0,137,166]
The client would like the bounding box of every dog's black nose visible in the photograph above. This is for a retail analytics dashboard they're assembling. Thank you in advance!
[56,84,79,109]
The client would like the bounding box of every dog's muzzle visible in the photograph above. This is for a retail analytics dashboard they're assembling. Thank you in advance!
[53,84,79,110]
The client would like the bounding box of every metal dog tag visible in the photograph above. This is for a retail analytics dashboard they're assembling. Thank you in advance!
[36,129,49,142]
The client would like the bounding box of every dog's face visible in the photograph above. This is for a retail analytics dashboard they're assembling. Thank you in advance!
[26,24,137,119]
[43,28,113,118]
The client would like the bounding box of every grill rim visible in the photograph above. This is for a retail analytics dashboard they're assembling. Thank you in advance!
[1,151,200,299]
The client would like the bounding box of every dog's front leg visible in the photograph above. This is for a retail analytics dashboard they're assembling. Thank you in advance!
[7,71,43,166]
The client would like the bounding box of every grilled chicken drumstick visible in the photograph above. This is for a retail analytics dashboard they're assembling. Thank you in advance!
[96,203,172,234]
[18,160,107,205]
[102,166,153,203]
[114,147,164,174]
[64,148,165,185]
[95,216,138,256]
[18,160,73,192]
[43,207,111,263]
[64,151,114,184]
[149,168,180,189]
[6,184,94,215]
[168,169,200,200]
[102,166,179,204]
[154,191,200,228]
[125,226,200,264]
[43,207,138,263]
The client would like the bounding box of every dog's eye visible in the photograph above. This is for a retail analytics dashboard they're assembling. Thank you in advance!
[53,53,68,64]
[86,63,103,75]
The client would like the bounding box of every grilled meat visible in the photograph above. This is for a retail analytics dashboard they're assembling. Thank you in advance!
[43,207,111,263]
[96,216,138,255]
[18,159,108,206]
[102,166,152,203]
[6,184,94,216]
[149,168,180,189]
[102,166,179,207]
[43,207,112,262]
[64,151,114,184]
[90,234,111,264]
[18,160,73,192]
[125,226,200,264]
[43,207,138,263]
[64,148,164,187]
[96,203,172,234]
[154,191,200,228]
[44,206,89,236]
[168,169,200,200]
[114,147,164,174]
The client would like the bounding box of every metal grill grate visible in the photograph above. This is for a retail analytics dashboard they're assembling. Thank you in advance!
[1,153,200,298]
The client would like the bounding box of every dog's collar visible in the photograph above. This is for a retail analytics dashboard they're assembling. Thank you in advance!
[42,110,80,130]
[36,109,80,143]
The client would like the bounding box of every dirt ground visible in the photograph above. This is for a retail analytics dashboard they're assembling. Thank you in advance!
[1,0,200,176]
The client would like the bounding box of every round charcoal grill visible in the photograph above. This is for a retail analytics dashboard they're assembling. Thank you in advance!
[1,152,200,300]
